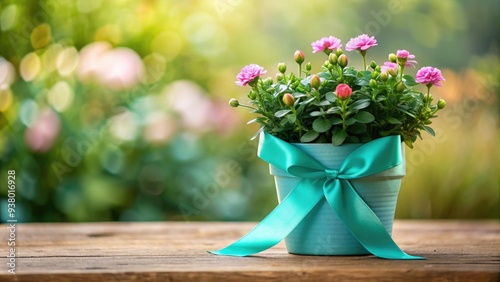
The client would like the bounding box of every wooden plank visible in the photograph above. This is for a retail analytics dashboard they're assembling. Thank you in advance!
[0,221,499,281]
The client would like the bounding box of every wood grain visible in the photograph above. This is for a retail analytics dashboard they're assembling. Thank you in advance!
[0,221,499,281]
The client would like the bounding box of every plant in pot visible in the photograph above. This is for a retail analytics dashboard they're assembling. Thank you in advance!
[211,34,445,259]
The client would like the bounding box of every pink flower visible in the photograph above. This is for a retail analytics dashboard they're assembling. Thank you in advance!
[416,67,446,87]
[396,49,417,67]
[236,64,266,86]
[335,83,352,100]
[346,34,377,51]
[381,62,398,73]
[311,36,342,53]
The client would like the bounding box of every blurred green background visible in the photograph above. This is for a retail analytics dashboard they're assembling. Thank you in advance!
[0,0,498,222]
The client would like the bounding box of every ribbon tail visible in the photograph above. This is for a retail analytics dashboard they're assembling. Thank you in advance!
[323,179,424,260]
[209,179,324,256]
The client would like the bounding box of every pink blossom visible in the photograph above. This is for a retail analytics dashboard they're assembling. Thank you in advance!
[335,83,352,100]
[235,64,266,86]
[311,36,342,53]
[381,62,398,73]
[416,67,446,87]
[396,49,417,67]
[345,34,377,51]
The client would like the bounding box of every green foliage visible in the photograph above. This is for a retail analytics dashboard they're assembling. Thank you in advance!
[234,52,445,147]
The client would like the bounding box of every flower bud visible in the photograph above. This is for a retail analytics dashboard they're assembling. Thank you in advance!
[282,93,295,107]
[371,71,379,79]
[336,48,343,56]
[327,63,334,71]
[388,53,397,63]
[278,63,287,74]
[294,50,305,65]
[263,77,273,85]
[369,79,378,88]
[248,90,257,100]
[437,99,446,109]
[379,72,388,82]
[229,98,239,107]
[310,74,321,89]
[305,62,312,71]
[323,60,329,68]
[388,67,398,77]
[335,83,352,100]
[338,54,348,68]
[329,53,338,65]
[375,66,381,72]
[396,81,406,92]
[370,60,377,69]
[276,73,284,81]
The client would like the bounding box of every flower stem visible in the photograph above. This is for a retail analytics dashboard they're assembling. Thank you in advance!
[426,85,432,107]
[362,54,367,70]
[298,65,302,78]
[239,104,257,110]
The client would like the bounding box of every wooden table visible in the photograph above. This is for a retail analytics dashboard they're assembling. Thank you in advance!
[0,221,499,281]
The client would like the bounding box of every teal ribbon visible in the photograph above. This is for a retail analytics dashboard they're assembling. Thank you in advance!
[209,132,423,260]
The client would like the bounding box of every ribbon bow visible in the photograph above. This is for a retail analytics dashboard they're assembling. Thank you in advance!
[209,132,423,260]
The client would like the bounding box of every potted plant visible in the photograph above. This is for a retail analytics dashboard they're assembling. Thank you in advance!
[212,34,445,259]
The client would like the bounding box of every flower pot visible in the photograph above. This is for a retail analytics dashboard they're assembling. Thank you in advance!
[269,142,405,256]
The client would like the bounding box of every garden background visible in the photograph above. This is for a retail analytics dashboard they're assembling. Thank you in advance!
[0,0,498,222]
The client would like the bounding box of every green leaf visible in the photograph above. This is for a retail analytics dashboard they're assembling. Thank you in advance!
[347,123,367,134]
[300,130,319,143]
[345,118,355,126]
[275,84,289,95]
[325,92,336,102]
[293,92,307,98]
[345,136,360,143]
[287,113,296,123]
[326,106,341,114]
[250,127,264,140]
[300,97,315,105]
[247,118,258,125]
[330,117,342,125]
[331,128,348,146]
[318,71,332,79]
[310,111,323,117]
[312,118,332,133]
[349,99,371,110]
[423,126,435,136]
[352,111,375,123]
[317,100,330,106]
[403,75,418,86]
[386,117,402,125]
[275,109,291,118]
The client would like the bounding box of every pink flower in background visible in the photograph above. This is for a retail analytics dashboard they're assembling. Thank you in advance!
[163,80,215,132]
[311,36,342,53]
[78,42,145,90]
[416,67,445,87]
[335,83,352,100]
[235,64,266,86]
[24,109,60,152]
[396,49,417,67]
[346,34,377,51]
